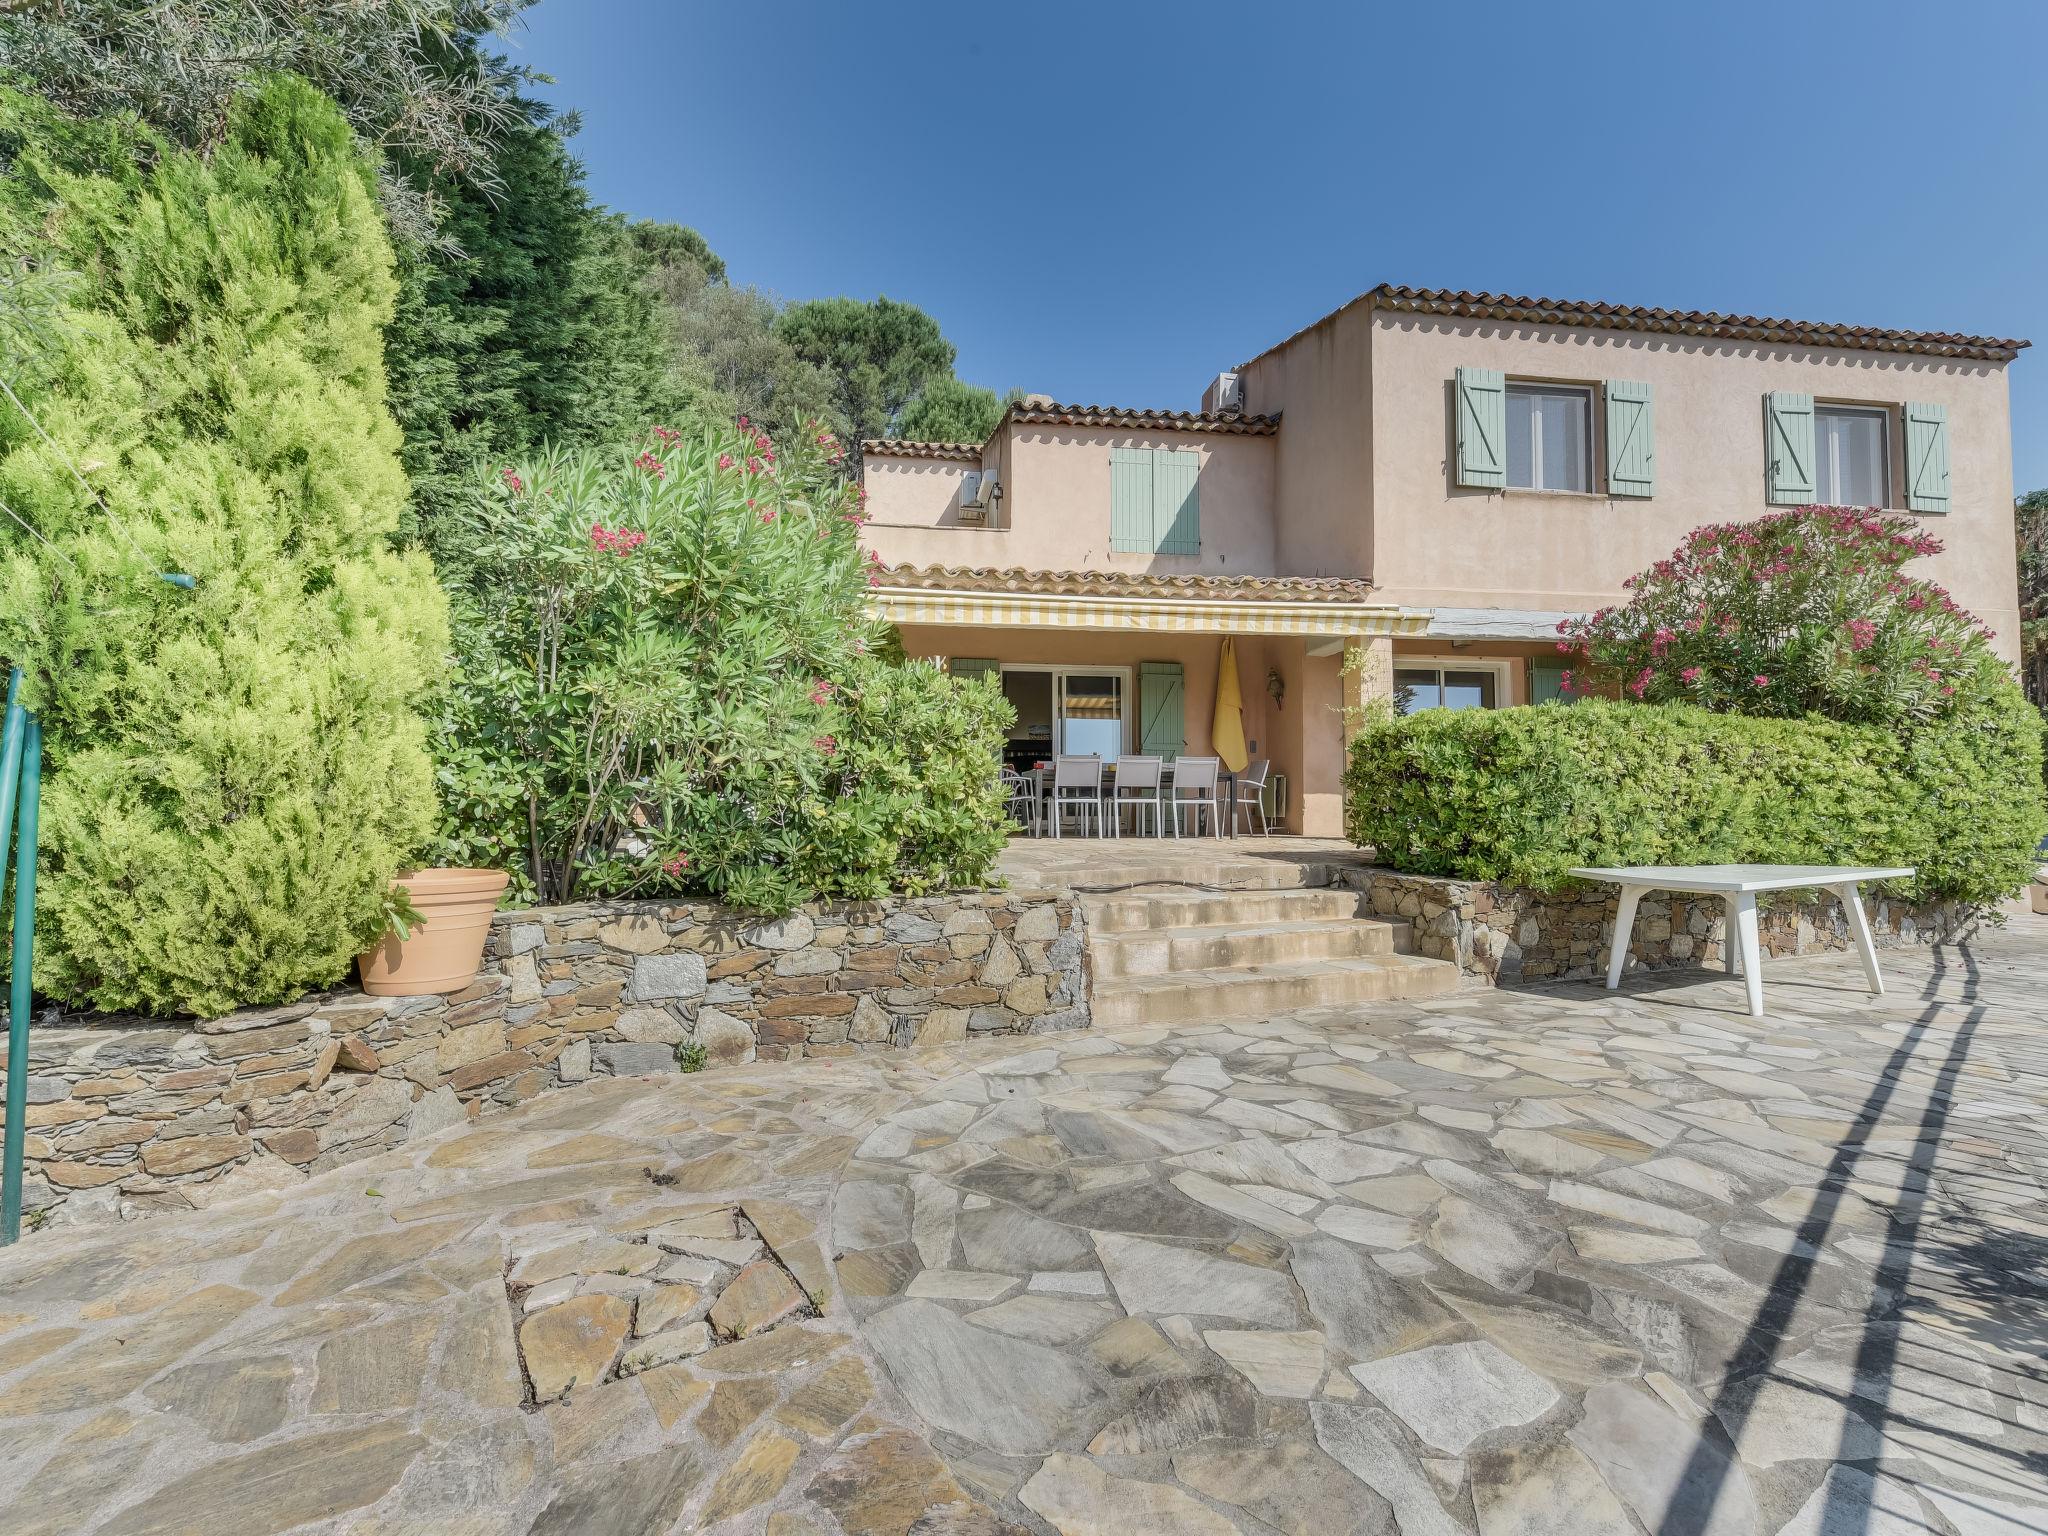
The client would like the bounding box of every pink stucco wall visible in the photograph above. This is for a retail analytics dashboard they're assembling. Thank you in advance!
[1357,311,2023,661]
[865,427,1277,576]
[1237,300,1374,580]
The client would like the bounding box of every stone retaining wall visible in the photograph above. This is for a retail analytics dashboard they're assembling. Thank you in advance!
[1341,867,1972,986]
[3,886,1086,1230]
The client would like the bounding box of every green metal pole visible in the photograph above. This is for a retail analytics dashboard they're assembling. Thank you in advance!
[0,670,24,1243]
[2,716,35,1243]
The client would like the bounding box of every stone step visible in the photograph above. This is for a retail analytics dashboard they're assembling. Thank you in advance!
[1040,852,1364,894]
[1092,952,1461,1028]
[1091,918,1411,978]
[1085,885,1371,935]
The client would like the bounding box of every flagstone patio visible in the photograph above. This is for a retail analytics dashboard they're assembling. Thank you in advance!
[1,920,2044,1535]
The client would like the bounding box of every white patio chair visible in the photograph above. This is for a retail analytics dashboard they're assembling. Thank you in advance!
[1169,755,1221,838]
[1230,758,1274,836]
[998,767,1039,836]
[1110,755,1164,837]
[1050,755,1105,838]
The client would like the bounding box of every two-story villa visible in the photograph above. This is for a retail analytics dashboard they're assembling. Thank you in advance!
[860,286,2027,837]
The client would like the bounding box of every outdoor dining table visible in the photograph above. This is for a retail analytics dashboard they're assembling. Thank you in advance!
[1570,863,1913,1019]
[1020,760,1239,837]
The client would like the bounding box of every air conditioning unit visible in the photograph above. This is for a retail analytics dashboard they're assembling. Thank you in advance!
[957,469,997,525]
[1261,772,1289,826]
[1203,370,1245,415]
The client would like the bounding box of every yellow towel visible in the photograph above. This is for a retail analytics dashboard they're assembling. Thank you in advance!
[1212,637,1249,772]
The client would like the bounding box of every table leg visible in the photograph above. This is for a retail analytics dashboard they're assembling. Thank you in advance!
[1722,895,1742,976]
[1606,885,1644,991]
[1731,892,1764,1017]
[1835,881,1884,995]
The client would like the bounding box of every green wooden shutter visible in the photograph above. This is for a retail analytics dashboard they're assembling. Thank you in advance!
[1454,366,1507,488]
[1139,662,1185,757]
[1604,380,1655,497]
[1765,391,1815,504]
[1903,402,1950,513]
[949,658,999,685]
[1152,448,1201,555]
[1110,448,1153,551]
[1529,665,1577,705]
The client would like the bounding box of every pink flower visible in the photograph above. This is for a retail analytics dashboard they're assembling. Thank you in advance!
[1845,619,1877,651]
[1681,666,1701,684]
[661,854,689,878]
[754,433,771,452]
[634,451,666,479]
[1628,668,1652,700]
[746,456,763,475]
[717,453,734,471]
[813,734,838,756]
[808,679,833,706]
[760,508,777,524]
[653,425,680,443]
[1904,594,1927,611]
[737,415,750,429]
[1752,674,1771,688]
[500,468,525,493]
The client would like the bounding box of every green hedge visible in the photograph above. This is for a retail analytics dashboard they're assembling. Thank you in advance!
[1343,688,2047,904]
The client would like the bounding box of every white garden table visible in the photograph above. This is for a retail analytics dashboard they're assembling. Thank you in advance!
[1569,864,1914,1019]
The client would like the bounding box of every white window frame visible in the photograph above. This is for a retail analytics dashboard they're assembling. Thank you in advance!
[1505,381,1595,494]
[1393,656,1515,713]
[1813,403,1891,508]
[997,663,1133,755]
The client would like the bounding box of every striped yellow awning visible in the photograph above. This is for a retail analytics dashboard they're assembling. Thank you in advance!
[869,585,1432,639]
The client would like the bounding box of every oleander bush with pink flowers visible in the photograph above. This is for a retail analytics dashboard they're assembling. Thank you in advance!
[430,417,1010,910]
[1553,505,1996,725]
[1349,506,2047,903]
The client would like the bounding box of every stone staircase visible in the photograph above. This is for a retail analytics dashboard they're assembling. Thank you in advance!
[1082,862,1461,1029]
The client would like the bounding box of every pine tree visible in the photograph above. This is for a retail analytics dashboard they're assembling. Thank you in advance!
[0,77,448,1017]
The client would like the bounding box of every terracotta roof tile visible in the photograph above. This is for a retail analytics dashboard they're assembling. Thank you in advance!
[1242,284,2029,368]
[860,439,983,462]
[1008,402,1279,436]
[876,564,1374,603]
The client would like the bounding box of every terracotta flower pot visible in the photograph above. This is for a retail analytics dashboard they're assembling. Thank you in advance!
[357,867,510,996]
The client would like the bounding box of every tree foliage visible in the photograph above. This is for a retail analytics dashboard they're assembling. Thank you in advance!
[775,295,957,448]
[894,377,1008,445]
[432,419,1009,911]
[0,0,534,246]
[0,78,447,1017]
[386,121,705,544]
[2018,488,2047,710]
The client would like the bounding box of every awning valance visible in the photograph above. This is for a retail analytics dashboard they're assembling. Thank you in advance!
[869,584,1431,639]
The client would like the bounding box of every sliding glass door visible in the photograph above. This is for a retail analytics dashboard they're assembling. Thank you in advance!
[1057,673,1125,757]
[996,666,1130,765]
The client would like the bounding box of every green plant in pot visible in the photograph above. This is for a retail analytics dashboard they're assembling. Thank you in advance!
[357,869,508,996]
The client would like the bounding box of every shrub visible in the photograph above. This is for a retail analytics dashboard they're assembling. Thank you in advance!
[1344,679,2046,905]
[431,417,1010,910]
[1557,505,1997,725]
[0,79,448,1017]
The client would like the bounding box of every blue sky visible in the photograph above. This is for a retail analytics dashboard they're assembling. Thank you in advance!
[521,0,2047,492]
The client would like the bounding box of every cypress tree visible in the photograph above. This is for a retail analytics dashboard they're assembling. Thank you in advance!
[0,76,448,1017]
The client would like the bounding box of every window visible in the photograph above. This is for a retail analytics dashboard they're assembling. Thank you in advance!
[1395,666,1498,714]
[1505,383,1591,492]
[1814,405,1888,507]
[996,666,1130,768]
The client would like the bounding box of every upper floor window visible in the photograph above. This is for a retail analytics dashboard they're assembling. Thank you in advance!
[1505,383,1591,492]
[1814,404,1888,507]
